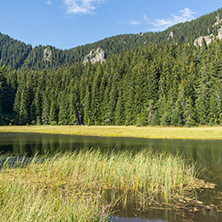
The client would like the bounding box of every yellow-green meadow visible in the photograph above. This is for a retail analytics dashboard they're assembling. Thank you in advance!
[1,125,222,140]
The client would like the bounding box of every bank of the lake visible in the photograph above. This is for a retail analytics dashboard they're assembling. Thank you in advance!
[0,149,212,222]
[1,125,222,140]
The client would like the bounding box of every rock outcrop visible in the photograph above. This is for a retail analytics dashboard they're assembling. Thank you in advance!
[83,48,106,65]
[167,31,174,41]
[194,18,222,46]
[193,35,214,46]
[43,47,52,62]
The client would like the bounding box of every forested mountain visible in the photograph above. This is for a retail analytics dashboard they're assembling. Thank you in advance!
[0,7,222,70]
[1,8,222,126]
[0,33,32,70]
[1,38,222,126]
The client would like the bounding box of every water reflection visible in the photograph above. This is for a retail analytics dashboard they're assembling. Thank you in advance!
[1,133,222,186]
[112,218,167,222]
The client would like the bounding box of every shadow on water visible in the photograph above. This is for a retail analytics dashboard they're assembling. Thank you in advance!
[0,156,45,170]
[110,216,168,222]
[1,132,222,221]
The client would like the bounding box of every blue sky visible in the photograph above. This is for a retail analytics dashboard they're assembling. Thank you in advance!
[0,0,221,49]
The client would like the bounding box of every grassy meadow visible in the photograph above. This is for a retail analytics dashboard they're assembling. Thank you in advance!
[0,149,208,222]
[1,125,222,140]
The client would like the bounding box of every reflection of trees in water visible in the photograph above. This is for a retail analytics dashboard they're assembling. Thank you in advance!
[150,140,222,187]
[114,205,184,222]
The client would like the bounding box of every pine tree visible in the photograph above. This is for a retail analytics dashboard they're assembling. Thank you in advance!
[0,67,6,123]
[19,89,29,124]
[108,81,118,125]
[90,65,102,124]
[58,91,68,125]
[124,75,134,125]
[49,100,57,124]
[68,95,77,125]
[33,87,42,124]
[183,97,196,127]
[42,93,49,125]
[209,84,222,124]
[171,82,186,126]
[195,65,210,125]
[102,87,110,125]
[114,90,123,125]
[83,86,91,125]
[140,100,155,125]
[132,64,144,121]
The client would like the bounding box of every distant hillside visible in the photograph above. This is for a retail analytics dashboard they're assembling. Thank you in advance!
[0,7,222,70]
[0,33,32,69]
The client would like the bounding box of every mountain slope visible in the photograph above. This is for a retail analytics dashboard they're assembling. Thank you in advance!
[0,7,222,70]
[0,33,32,69]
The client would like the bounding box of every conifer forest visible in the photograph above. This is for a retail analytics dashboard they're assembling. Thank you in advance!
[1,8,222,127]
[1,38,222,127]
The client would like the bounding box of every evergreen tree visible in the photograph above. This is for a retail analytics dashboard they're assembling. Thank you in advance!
[0,66,7,123]
[195,65,210,125]
[209,84,222,124]
[124,75,134,125]
[68,94,77,125]
[114,91,123,125]
[58,92,68,125]
[83,86,91,125]
[103,87,110,125]
[183,97,196,127]
[49,100,58,124]
[42,93,49,125]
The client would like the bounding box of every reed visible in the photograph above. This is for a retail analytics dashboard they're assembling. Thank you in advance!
[0,148,203,221]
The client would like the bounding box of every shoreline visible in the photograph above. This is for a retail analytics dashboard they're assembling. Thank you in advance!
[1,125,222,140]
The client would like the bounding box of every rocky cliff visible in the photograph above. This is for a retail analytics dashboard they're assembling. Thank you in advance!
[83,48,106,65]
[194,19,222,46]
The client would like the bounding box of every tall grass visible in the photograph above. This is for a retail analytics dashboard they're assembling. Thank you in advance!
[0,149,198,221]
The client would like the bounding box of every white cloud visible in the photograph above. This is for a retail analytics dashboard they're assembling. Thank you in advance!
[144,8,196,31]
[129,20,141,26]
[64,0,105,15]
[180,8,196,19]
[46,0,52,5]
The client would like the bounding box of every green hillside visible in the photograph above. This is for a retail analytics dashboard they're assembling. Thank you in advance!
[0,7,222,70]
[1,7,222,126]
[1,37,222,126]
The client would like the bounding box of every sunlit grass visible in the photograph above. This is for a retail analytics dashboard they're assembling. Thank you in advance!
[1,125,222,140]
[0,149,203,221]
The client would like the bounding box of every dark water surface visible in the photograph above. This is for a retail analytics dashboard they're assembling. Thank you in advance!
[0,132,222,222]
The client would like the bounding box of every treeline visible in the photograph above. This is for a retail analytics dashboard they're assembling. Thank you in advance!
[1,38,222,126]
[0,8,221,70]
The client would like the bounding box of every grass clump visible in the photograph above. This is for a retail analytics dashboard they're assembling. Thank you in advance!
[0,149,206,221]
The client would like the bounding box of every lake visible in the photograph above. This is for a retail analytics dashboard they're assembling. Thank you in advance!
[0,132,222,222]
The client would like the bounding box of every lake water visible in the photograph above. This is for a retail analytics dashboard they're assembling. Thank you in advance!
[0,132,222,222]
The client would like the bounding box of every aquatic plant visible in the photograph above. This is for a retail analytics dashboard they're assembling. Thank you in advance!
[0,148,206,221]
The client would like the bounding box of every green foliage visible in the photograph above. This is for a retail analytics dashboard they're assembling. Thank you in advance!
[50,121,57,126]
[41,94,49,125]
[1,39,222,126]
[2,7,222,126]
